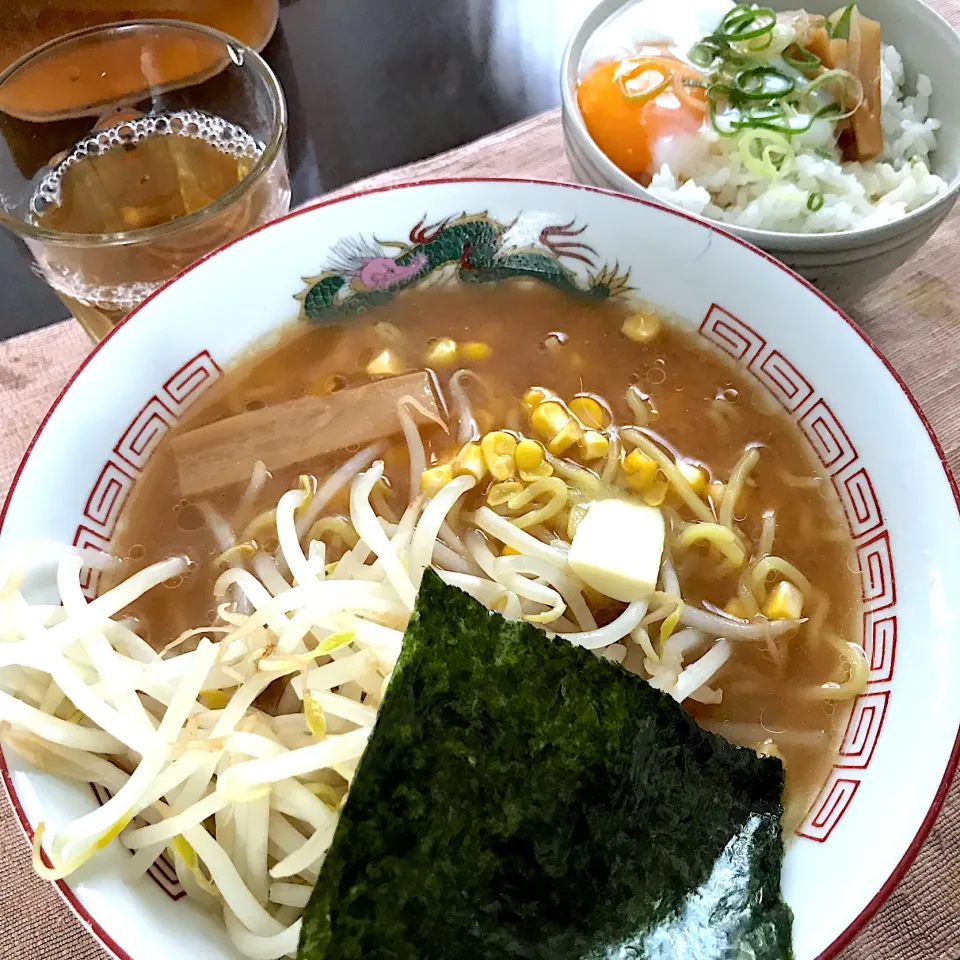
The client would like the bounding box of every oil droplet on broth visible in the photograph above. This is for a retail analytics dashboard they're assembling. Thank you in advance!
[128,543,146,561]
[177,504,205,532]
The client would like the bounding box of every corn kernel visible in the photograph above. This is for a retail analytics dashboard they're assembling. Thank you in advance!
[547,418,584,455]
[762,581,804,620]
[757,741,784,760]
[480,431,517,480]
[366,349,407,377]
[643,476,669,507]
[488,480,523,506]
[463,341,492,361]
[454,442,487,482]
[374,321,403,344]
[199,688,234,709]
[522,386,551,410]
[578,430,609,461]
[623,450,658,488]
[724,597,749,619]
[501,544,521,556]
[515,438,545,473]
[530,400,572,441]
[520,461,554,482]
[569,396,607,429]
[420,464,453,497]
[622,311,661,344]
[678,460,708,495]
[424,337,458,366]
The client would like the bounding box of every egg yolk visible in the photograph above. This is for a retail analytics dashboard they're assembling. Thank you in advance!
[577,54,708,182]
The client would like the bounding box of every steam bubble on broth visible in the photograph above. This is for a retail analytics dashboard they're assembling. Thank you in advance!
[0,284,866,953]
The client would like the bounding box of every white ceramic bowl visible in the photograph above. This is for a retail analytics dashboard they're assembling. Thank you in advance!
[2,178,959,960]
[560,0,960,302]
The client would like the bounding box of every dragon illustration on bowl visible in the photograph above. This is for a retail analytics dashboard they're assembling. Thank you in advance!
[296,212,630,321]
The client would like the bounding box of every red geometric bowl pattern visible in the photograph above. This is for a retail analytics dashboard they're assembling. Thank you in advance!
[90,784,185,901]
[700,303,896,843]
[71,351,221,601]
[74,350,222,899]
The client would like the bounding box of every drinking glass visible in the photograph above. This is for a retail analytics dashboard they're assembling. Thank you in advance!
[0,19,290,341]
[0,1,280,72]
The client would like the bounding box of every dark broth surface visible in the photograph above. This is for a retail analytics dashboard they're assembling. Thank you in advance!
[109,282,860,824]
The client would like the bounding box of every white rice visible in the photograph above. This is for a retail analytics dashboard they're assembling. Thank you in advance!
[647,44,948,233]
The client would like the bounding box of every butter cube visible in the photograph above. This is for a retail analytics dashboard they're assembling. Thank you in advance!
[568,498,664,603]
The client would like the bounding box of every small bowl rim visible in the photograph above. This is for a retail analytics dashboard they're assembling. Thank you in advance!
[559,0,960,248]
[2,176,959,960]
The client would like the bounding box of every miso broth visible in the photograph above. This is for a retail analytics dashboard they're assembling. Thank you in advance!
[108,282,862,828]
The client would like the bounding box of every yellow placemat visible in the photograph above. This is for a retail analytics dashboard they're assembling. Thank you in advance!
[3,81,960,960]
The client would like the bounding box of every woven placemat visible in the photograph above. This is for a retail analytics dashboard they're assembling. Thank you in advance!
[3,60,960,960]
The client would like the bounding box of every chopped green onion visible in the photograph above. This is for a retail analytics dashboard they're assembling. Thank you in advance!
[689,39,723,68]
[708,101,740,138]
[803,69,864,119]
[733,106,795,135]
[807,192,825,211]
[782,44,821,72]
[744,30,774,53]
[830,3,855,39]
[616,60,673,103]
[687,5,861,152]
[616,62,672,103]
[707,82,736,103]
[739,129,795,179]
[733,66,796,101]
[718,5,776,42]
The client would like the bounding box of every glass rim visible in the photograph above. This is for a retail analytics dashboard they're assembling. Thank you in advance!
[0,17,288,249]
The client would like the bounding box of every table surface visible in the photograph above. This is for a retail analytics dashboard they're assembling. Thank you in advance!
[0,0,599,339]
[3,5,960,958]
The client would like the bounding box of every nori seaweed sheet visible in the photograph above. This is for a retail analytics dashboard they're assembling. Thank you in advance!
[298,571,793,959]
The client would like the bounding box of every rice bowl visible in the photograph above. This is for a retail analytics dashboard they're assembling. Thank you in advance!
[1,179,959,960]
[561,0,960,296]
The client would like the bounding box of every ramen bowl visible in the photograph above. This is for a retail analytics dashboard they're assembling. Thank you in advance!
[560,0,960,302]
[1,178,959,960]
